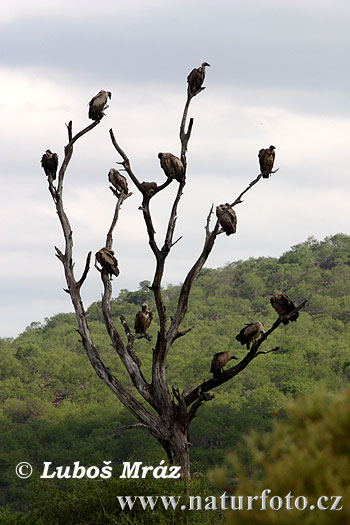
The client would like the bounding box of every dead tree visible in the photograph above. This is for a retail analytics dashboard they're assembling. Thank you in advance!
[45,71,306,479]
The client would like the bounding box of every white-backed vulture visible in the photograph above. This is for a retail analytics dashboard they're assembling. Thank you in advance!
[141,181,158,197]
[41,150,58,180]
[158,152,185,183]
[216,203,237,236]
[134,303,153,334]
[258,145,276,178]
[210,350,237,378]
[187,62,210,96]
[236,321,265,349]
[88,90,111,121]
[95,247,119,278]
[270,293,299,324]
[108,168,128,194]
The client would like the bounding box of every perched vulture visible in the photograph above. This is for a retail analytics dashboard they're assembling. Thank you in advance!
[258,145,276,178]
[158,152,185,183]
[270,293,299,324]
[108,168,128,194]
[88,90,111,121]
[95,247,119,278]
[134,303,153,334]
[236,321,265,349]
[210,350,237,378]
[216,203,237,236]
[141,181,158,197]
[187,62,210,96]
[41,150,58,180]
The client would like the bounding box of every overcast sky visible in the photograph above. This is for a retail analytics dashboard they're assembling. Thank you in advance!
[1,0,349,337]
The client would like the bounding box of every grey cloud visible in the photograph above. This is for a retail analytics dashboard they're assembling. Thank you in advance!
[1,2,350,96]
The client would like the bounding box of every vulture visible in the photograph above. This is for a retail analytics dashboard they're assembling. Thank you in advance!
[216,204,237,236]
[187,62,210,96]
[41,150,58,180]
[258,145,276,178]
[95,247,119,278]
[141,181,158,197]
[134,303,153,335]
[270,293,299,324]
[158,152,185,183]
[210,350,237,378]
[108,168,128,194]
[236,321,265,349]
[88,90,111,121]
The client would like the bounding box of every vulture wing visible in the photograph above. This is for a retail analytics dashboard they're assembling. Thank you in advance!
[159,153,184,182]
[271,294,299,324]
[258,148,275,178]
[134,311,147,334]
[89,91,108,120]
[108,169,128,193]
[216,205,237,236]
[96,248,119,277]
[41,151,58,179]
[236,322,262,349]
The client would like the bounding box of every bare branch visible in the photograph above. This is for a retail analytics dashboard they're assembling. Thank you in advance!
[105,191,132,250]
[135,332,153,341]
[172,387,188,422]
[54,246,65,262]
[187,391,215,422]
[99,271,156,409]
[256,346,280,356]
[205,204,214,239]
[109,129,143,192]
[69,120,101,148]
[163,182,185,252]
[154,177,173,194]
[173,326,195,341]
[120,315,133,338]
[119,316,141,366]
[166,222,219,351]
[47,175,57,202]
[171,236,183,248]
[76,251,92,289]
[185,299,308,407]
[66,120,73,142]
[125,423,150,430]
[230,173,263,208]
[57,120,101,196]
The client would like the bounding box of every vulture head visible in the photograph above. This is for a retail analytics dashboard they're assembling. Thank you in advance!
[269,145,275,151]
[202,62,211,68]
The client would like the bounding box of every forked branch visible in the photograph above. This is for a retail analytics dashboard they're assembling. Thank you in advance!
[184,300,309,411]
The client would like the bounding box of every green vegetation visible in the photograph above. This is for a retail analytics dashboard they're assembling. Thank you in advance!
[0,478,222,525]
[211,386,350,524]
[0,234,349,521]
